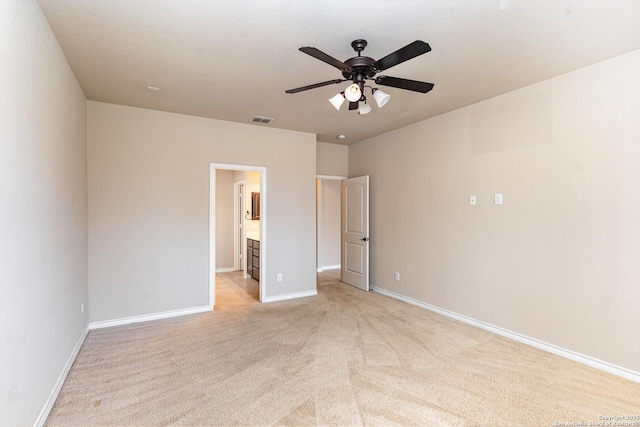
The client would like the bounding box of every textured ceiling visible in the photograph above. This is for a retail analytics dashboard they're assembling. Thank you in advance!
[38,0,640,145]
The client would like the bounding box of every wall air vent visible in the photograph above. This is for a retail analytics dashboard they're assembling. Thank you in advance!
[250,116,274,124]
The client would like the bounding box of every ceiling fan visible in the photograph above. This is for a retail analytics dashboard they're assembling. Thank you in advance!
[285,39,434,114]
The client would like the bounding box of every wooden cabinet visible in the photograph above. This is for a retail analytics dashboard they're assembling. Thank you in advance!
[246,239,252,278]
[247,238,260,282]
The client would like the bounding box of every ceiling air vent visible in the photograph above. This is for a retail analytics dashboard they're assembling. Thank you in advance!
[250,116,274,124]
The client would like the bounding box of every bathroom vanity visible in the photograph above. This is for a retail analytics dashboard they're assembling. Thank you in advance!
[246,238,260,282]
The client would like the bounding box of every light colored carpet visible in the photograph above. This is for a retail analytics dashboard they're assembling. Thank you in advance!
[45,271,639,426]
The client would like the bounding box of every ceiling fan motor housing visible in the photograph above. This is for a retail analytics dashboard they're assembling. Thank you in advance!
[342,56,376,81]
[343,40,377,82]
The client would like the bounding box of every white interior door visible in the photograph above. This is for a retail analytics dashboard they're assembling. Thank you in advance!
[341,176,369,291]
[234,182,244,272]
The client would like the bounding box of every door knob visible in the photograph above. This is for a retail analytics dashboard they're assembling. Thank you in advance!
[360,237,369,242]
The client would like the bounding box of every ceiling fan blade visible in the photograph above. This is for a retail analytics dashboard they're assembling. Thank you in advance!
[285,79,344,94]
[375,75,434,93]
[348,101,359,110]
[299,47,351,71]
[372,40,431,72]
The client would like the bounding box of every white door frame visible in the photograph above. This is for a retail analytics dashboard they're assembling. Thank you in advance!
[210,163,266,308]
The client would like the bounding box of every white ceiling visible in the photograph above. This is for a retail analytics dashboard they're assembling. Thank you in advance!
[38,0,640,145]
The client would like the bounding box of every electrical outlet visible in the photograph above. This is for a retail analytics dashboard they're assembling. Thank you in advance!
[81,302,84,314]
[277,273,283,282]
[395,272,400,281]
[495,193,503,205]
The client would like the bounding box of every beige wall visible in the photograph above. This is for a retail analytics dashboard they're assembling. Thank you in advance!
[349,50,640,372]
[317,141,348,177]
[215,170,234,270]
[316,142,346,270]
[0,1,88,425]
[88,101,317,322]
[317,179,341,269]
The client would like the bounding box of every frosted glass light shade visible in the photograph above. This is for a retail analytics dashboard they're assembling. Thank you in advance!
[328,93,345,110]
[373,89,390,108]
[344,83,361,102]
[358,102,371,115]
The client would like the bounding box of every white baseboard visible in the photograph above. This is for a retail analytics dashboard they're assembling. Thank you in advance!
[215,267,235,273]
[34,326,89,427]
[372,286,640,384]
[262,290,318,303]
[89,305,211,330]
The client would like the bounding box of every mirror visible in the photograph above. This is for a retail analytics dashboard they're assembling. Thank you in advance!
[251,192,260,220]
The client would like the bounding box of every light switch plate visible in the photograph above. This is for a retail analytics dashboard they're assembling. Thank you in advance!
[470,195,477,205]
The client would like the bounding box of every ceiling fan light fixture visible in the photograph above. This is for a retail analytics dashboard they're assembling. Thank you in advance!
[344,83,362,102]
[358,101,371,115]
[328,93,345,110]
[373,89,390,108]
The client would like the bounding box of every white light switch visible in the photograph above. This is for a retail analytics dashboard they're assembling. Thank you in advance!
[470,196,476,205]
[495,193,503,205]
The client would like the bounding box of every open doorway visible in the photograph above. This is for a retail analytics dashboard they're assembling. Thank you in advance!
[317,174,370,292]
[316,176,344,274]
[210,164,266,309]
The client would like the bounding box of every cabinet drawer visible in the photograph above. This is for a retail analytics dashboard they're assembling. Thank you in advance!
[253,248,260,257]
[253,240,260,250]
